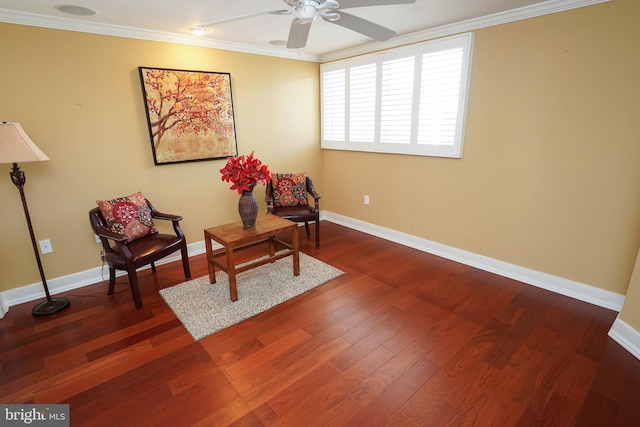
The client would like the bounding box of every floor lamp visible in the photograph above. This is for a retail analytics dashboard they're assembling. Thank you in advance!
[0,122,70,316]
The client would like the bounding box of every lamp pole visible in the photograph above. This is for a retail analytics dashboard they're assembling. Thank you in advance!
[10,163,70,316]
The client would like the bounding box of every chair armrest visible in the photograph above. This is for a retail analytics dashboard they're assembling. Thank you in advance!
[305,177,321,212]
[310,191,321,212]
[146,199,183,224]
[308,189,321,201]
[152,211,183,222]
[95,226,128,242]
[147,202,186,240]
[153,210,186,238]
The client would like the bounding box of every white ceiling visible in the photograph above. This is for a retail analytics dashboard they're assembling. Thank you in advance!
[0,0,607,62]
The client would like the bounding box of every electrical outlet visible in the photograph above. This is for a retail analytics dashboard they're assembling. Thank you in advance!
[100,250,105,262]
[39,239,53,254]
[95,234,101,243]
[364,195,370,205]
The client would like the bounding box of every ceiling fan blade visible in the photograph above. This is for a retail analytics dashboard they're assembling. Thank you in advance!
[287,18,313,49]
[325,11,396,41]
[336,0,416,9]
[269,9,295,16]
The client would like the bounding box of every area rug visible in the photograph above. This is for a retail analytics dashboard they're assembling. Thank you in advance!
[159,253,344,341]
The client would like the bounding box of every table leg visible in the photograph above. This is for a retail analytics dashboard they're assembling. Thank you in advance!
[268,236,275,259]
[292,226,300,277]
[226,244,238,301]
[205,234,217,284]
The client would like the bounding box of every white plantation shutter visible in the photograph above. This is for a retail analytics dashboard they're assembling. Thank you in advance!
[321,33,473,158]
[321,69,345,141]
[349,63,377,143]
[380,56,414,144]
[418,48,463,146]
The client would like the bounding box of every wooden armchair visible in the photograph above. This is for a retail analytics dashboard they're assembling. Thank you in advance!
[266,173,321,248]
[89,197,191,309]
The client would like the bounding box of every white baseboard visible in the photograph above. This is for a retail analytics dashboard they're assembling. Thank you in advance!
[608,317,640,360]
[324,212,625,311]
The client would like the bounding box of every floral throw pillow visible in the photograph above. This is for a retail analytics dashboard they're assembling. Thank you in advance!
[272,173,309,207]
[96,192,157,242]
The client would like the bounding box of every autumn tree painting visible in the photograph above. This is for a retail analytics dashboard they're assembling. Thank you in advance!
[139,67,238,164]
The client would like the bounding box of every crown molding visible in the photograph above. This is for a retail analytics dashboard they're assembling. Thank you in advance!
[0,0,610,64]
[0,8,321,62]
[320,0,610,62]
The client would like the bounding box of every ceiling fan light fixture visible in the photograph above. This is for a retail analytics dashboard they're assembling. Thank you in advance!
[322,12,340,22]
[320,0,340,9]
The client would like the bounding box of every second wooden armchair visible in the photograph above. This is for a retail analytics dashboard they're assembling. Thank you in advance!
[266,173,321,248]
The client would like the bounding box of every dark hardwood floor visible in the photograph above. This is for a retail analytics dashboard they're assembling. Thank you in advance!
[1,222,639,426]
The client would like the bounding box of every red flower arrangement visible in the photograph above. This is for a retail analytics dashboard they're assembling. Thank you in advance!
[220,151,271,194]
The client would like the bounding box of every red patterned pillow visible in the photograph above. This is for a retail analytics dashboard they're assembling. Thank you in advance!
[272,173,309,207]
[96,192,157,242]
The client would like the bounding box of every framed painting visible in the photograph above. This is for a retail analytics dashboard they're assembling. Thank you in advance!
[138,66,238,165]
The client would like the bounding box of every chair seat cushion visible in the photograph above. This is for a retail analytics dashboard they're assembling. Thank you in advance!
[272,206,316,221]
[272,173,309,207]
[96,192,157,242]
[126,233,182,260]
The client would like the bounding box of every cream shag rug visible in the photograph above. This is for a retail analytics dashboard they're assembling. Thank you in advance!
[159,253,344,341]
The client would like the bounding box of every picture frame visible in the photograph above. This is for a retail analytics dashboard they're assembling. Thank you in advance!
[138,66,238,165]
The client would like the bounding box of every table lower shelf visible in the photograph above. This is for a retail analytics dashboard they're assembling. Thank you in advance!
[208,238,295,275]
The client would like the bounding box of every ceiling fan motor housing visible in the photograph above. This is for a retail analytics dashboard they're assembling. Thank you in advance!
[298,5,318,24]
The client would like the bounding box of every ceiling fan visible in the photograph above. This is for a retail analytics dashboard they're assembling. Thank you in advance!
[270,0,417,49]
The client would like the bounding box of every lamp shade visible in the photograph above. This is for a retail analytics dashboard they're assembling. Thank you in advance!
[0,123,50,164]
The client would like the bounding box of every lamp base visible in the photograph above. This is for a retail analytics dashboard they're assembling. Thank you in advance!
[32,297,70,316]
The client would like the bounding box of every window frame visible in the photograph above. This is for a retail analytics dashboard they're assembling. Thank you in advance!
[321,33,474,158]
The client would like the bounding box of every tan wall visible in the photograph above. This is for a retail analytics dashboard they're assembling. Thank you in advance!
[0,24,320,292]
[324,0,640,299]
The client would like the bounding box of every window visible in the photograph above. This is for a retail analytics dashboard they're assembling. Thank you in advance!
[321,33,473,158]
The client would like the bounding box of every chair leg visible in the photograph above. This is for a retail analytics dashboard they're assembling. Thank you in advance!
[315,220,320,248]
[304,221,311,236]
[107,266,116,296]
[127,270,143,309]
[151,262,157,275]
[181,243,191,279]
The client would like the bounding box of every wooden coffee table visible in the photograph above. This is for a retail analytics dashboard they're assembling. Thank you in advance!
[204,215,300,301]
